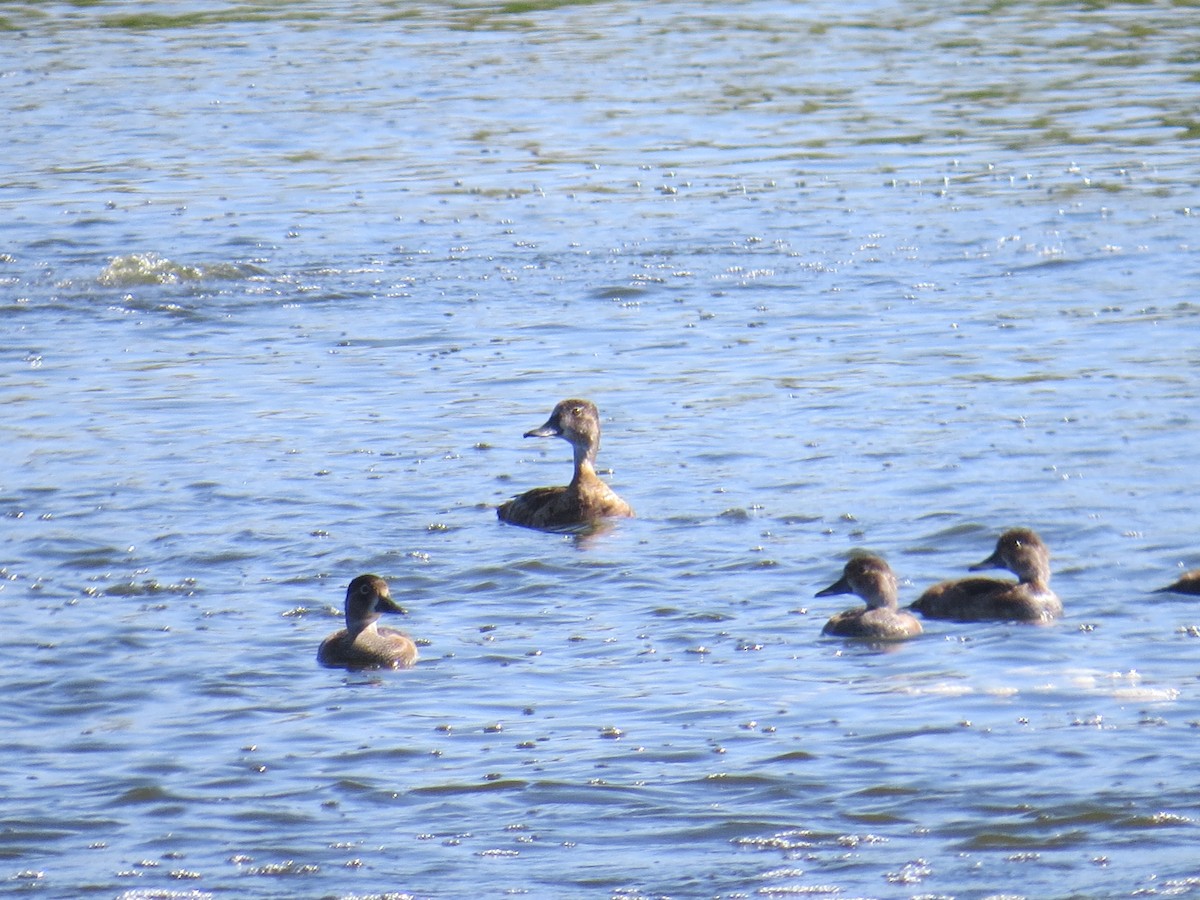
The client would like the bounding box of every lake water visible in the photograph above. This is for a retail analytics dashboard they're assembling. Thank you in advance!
[3,0,1200,897]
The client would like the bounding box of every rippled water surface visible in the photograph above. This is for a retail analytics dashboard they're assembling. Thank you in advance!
[3,1,1200,897]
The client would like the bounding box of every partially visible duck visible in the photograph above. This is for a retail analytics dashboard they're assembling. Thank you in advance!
[816,554,923,641]
[911,528,1062,623]
[497,398,634,531]
[317,574,418,670]
[1155,569,1200,595]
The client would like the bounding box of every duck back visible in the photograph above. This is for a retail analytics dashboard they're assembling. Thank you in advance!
[822,606,923,641]
[318,625,417,670]
[498,478,632,531]
[912,577,1061,623]
[1156,570,1200,595]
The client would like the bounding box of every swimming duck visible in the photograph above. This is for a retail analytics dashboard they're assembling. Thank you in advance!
[497,398,634,531]
[910,528,1062,623]
[317,574,418,670]
[816,555,923,641]
[1155,569,1200,595]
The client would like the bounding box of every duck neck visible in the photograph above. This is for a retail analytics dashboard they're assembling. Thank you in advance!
[1015,557,1050,586]
[867,591,899,611]
[569,441,598,486]
[346,618,379,639]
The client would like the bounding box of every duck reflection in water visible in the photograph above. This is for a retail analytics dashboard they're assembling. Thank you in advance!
[497,398,634,532]
[816,554,923,642]
[911,528,1062,623]
[317,574,418,670]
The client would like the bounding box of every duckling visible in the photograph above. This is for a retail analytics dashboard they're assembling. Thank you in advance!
[497,398,634,531]
[1155,569,1200,595]
[911,528,1062,623]
[317,574,417,670]
[816,555,923,641]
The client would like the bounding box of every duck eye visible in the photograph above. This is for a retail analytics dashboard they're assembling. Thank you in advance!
[571,406,583,416]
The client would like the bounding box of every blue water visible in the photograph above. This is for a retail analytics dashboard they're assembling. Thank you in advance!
[3,1,1200,897]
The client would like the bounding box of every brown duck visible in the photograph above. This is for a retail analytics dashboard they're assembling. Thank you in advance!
[1155,569,1200,595]
[317,574,418,669]
[816,554,923,641]
[497,398,634,531]
[911,528,1062,623]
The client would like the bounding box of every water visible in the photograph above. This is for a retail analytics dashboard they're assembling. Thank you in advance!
[3,0,1200,897]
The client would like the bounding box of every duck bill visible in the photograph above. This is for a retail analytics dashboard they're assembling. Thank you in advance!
[815,575,852,598]
[524,419,562,439]
[377,595,408,616]
[968,550,1003,572]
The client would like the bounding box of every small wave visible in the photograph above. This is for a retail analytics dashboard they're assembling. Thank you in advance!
[98,253,265,286]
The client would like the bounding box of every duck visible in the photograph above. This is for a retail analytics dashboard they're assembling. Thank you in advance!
[497,398,634,531]
[1155,569,1200,595]
[317,574,418,670]
[910,527,1062,623]
[815,554,923,641]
